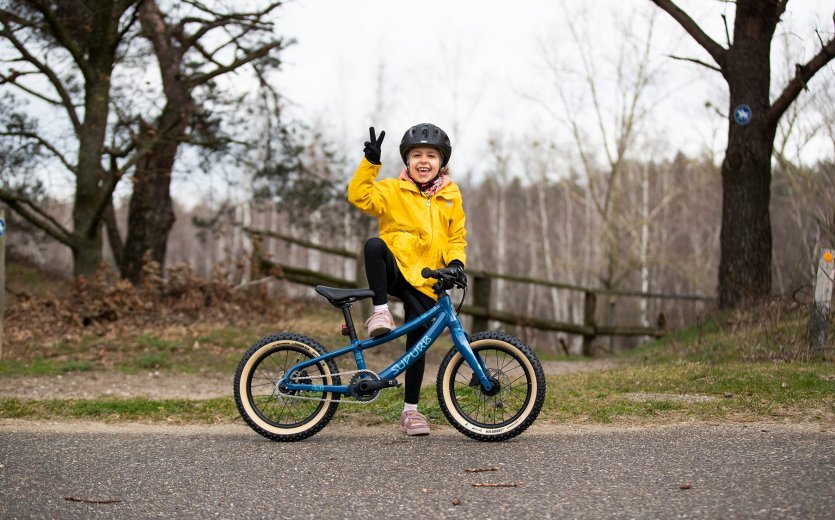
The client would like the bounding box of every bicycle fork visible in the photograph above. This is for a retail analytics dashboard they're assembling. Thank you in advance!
[444,303,497,394]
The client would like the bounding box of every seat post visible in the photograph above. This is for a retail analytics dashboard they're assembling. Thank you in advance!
[341,305,359,342]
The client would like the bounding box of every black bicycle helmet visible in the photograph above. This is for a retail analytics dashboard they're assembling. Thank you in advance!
[399,123,452,167]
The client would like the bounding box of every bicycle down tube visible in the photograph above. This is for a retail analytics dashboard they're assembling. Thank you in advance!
[281,294,494,394]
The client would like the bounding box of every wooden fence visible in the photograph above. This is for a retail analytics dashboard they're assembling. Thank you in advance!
[246,228,714,355]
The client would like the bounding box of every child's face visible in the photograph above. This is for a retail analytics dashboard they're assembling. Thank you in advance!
[407,147,442,183]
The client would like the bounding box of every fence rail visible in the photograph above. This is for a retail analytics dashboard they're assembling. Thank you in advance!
[247,228,715,355]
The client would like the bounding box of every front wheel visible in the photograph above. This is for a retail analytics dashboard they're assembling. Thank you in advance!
[437,331,546,441]
[234,332,340,442]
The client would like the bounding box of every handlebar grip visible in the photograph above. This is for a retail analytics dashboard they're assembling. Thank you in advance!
[421,267,437,279]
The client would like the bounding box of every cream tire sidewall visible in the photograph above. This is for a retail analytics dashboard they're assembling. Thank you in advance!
[440,340,538,437]
[239,340,335,436]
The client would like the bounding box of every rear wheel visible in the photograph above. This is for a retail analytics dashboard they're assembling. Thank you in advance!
[234,333,340,442]
[437,331,546,441]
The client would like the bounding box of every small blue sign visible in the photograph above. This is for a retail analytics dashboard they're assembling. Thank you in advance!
[0,218,5,237]
[734,104,752,126]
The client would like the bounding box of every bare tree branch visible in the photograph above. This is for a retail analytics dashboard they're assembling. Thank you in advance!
[27,0,92,80]
[0,20,82,132]
[649,0,727,68]
[189,41,280,86]
[104,152,124,265]
[666,54,722,73]
[721,13,731,47]
[0,70,66,105]
[0,188,74,245]
[191,40,225,67]
[180,1,281,49]
[0,130,76,173]
[0,8,35,28]
[88,114,187,235]
[116,2,141,43]
[768,34,835,126]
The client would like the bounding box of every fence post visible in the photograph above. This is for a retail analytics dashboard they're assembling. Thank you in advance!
[807,248,834,357]
[582,290,597,357]
[471,272,491,332]
[0,208,5,360]
[250,233,263,278]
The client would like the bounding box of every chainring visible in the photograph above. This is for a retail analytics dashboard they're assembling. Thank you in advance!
[349,370,381,402]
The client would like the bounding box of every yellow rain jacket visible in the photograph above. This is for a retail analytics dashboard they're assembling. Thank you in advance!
[348,157,467,300]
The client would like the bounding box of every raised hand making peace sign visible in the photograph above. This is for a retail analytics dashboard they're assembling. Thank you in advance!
[363,127,386,165]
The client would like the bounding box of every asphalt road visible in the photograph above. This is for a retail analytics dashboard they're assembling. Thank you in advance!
[0,421,832,519]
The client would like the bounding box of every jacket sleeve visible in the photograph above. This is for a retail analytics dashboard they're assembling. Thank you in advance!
[444,198,467,267]
[347,157,387,217]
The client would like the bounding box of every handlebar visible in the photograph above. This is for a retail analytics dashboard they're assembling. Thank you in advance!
[421,265,467,294]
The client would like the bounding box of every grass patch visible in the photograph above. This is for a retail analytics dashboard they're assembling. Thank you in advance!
[135,334,179,352]
[4,323,284,376]
[546,361,835,423]
[0,359,94,377]
[535,352,592,362]
[0,397,238,424]
[629,305,827,364]
[133,353,172,370]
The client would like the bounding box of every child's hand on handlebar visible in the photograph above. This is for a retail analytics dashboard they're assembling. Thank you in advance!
[447,259,464,276]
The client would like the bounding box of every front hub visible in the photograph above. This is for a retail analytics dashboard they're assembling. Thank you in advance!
[481,375,502,396]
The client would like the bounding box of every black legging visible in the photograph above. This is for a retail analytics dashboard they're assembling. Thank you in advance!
[364,237,436,405]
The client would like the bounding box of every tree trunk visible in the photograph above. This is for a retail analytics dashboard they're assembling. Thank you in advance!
[121,0,195,282]
[70,3,122,276]
[121,119,179,282]
[717,1,780,308]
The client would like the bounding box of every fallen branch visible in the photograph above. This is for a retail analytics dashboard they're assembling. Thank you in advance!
[232,276,273,291]
[63,496,122,504]
[464,467,499,473]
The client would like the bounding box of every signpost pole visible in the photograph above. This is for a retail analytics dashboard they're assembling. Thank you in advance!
[807,249,835,358]
[0,208,5,360]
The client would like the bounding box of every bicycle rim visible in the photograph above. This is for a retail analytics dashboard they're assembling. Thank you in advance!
[235,335,339,440]
[437,332,545,441]
[448,346,532,428]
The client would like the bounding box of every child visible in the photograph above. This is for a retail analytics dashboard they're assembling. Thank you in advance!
[347,123,467,436]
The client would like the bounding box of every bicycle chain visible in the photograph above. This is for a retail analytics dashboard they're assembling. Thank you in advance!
[273,368,382,405]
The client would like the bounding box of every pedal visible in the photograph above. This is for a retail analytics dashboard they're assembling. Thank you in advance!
[341,324,350,336]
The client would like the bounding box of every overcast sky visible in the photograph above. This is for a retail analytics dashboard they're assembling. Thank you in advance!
[260,0,834,182]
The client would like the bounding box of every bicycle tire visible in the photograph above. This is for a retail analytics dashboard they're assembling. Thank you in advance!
[436,331,546,441]
[234,332,340,442]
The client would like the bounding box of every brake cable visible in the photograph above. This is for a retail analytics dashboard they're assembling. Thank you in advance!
[455,283,467,315]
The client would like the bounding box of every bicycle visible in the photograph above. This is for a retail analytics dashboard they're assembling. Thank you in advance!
[233,266,547,442]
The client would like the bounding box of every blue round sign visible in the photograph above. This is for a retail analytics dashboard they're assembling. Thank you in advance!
[734,104,752,126]
[0,218,5,237]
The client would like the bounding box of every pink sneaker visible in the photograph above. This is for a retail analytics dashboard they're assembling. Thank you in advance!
[364,308,395,338]
[400,410,430,436]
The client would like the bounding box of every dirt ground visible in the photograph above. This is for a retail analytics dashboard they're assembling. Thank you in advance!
[0,360,616,400]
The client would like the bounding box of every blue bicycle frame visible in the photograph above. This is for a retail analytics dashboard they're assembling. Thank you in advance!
[280,293,494,394]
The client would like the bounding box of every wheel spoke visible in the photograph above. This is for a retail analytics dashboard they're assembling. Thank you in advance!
[246,343,333,426]
[448,344,533,428]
